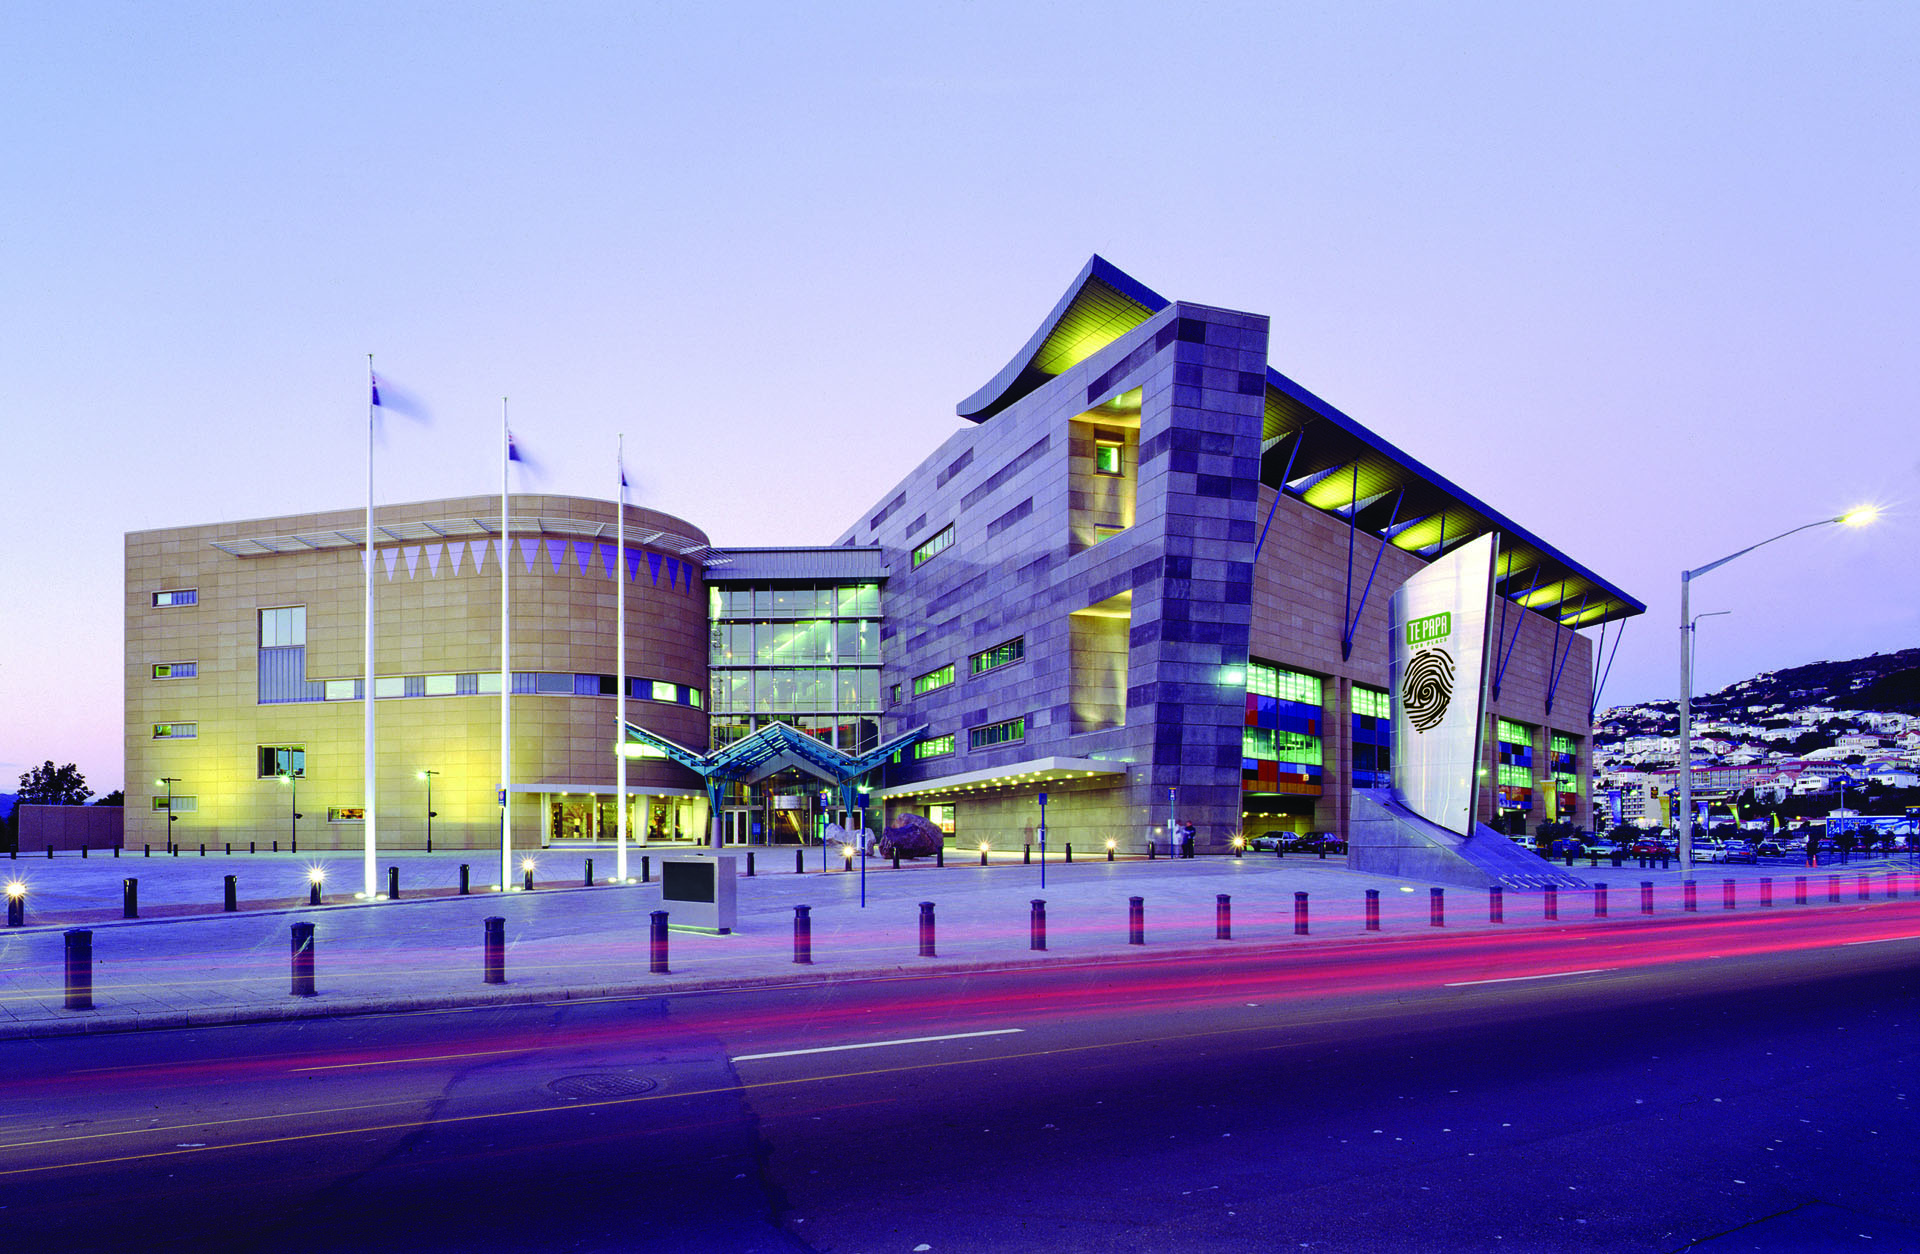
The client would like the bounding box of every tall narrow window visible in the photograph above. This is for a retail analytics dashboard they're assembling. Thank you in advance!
[259,606,307,647]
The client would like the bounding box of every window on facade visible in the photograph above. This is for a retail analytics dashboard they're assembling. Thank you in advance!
[969,637,1025,676]
[1244,660,1325,797]
[969,717,1025,749]
[152,722,197,739]
[649,680,675,702]
[914,734,956,760]
[840,583,881,617]
[324,679,357,701]
[423,674,457,697]
[836,619,879,663]
[911,526,954,569]
[258,606,307,648]
[1093,525,1126,545]
[327,807,365,823]
[374,677,405,698]
[152,662,198,679]
[929,803,956,834]
[151,795,197,812]
[258,745,305,778]
[1351,683,1393,787]
[1095,442,1123,475]
[913,664,955,695]
[152,589,198,607]
[477,671,503,695]
[889,683,902,705]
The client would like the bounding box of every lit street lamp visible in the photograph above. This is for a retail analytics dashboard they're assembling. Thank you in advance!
[1679,506,1876,876]
[157,777,181,852]
[418,770,439,852]
[279,770,303,853]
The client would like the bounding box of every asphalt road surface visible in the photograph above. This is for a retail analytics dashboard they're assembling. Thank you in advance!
[4,903,1918,1253]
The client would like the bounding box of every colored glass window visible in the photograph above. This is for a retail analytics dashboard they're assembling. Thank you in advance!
[911,526,954,569]
[969,717,1025,749]
[913,664,954,695]
[914,734,955,760]
[152,661,198,679]
[970,637,1025,675]
[1095,442,1123,475]
[152,722,196,739]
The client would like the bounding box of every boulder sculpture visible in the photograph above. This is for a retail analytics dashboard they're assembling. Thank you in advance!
[878,812,943,859]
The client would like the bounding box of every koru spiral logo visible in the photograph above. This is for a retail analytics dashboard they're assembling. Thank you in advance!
[1401,647,1455,733]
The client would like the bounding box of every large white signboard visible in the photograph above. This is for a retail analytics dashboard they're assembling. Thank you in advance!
[1389,533,1498,835]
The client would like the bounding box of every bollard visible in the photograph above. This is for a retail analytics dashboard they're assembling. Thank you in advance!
[249,841,255,854]
[1564,851,1573,868]
[82,846,88,859]
[1024,844,1031,866]
[1430,887,1445,927]
[795,849,804,875]
[1489,885,1504,924]
[1828,875,1841,903]
[649,910,670,973]
[64,930,93,1010]
[1638,880,1653,915]
[1216,893,1231,941]
[484,916,506,983]
[1594,882,1608,918]
[1294,890,1309,935]
[893,850,901,869]
[5,887,21,928]
[1107,841,1115,862]
[1795,875,1808,905]
[842,849,853,872]
[289,922,316,996]
[1030,899,1047,951]
[919,901,936,957]
[389,866,401,900]
[1723,878,1736,910]
[199,844,206,857]
[584,858,594,887]
[113,846,118,858]
[225,843,231,856]
[1149,840,1156,860]
[273,841,278,853]
[1233,841,1242,860]
[224,875,237,912]
[937,847,944,867]
[123,877,138,919]
[144,844,150,857]
[1129,895,1145,945]
[172,846,179,858]
[523,866,534,892]
[793,904,812,964]
[1760,876,1773,907]
[1066,843,1073,864]
[309,877,322,907]
[1545,885,1558,921]
[643,855,651,883]
[1683,880,1697,912]
[980,845,989,867]
[746,852,755,877]
[459,864,471,895]
[1858,874,1870,902]
[1366,888,1381,931]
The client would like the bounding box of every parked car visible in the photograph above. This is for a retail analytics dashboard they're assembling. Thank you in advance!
[1755,839,1784,857]
[1722,840,1757,864]
[1629,839,1671,858]
[1248,831,1287,852]
[1695,841,1729,863]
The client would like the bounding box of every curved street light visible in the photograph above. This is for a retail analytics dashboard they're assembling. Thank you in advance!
[1678,506,1877,876]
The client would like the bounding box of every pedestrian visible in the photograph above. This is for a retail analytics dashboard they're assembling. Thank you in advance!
[1182,821,1196,858]
[1805,828,1819,869]
[1836,828,1855,865]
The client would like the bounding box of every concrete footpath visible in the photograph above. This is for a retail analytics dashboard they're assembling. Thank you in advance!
[1,844,1914,1040]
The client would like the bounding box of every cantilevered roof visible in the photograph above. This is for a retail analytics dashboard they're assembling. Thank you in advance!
[956,255,1169,422]
[954,256,1644,629]
[210,513,724,564]
[706,545,886,581]
[622,720,927,787]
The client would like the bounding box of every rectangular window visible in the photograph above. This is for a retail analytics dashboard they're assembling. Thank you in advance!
[688,687,703,709]
[1248,661,1322,705]
[477,671,503,695]
[258,606,307,648]
[324,679,358,701]
[840,583,881,617]
[258,745,305,778]
[914,734,956,760]
[929,803,956,834]
[1498,719,1532,745]
[889,683,902,705]
[374,677,405,698]
[1352,685,1391,720]
[650,679,676,702]
[1095,441,1123,475]
[152,661,198,679]
[969,637,1025,676]
[911,525,954,569]
[327,807,366,823]
[1093,525,1125,545]
[423,674,457,697]
[913,663,955,695]
[151,794,197,812]
[968,717,1025,749]
[152,722,197,739]
[152,589,198,607]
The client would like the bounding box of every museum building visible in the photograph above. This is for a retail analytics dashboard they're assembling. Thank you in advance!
[125,258,1642,854]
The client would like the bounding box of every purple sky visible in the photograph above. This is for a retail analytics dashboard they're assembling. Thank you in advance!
[4,3,1914,792]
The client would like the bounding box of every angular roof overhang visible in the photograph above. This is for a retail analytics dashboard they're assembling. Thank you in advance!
[953,255,1644,630]
[622,720,927,788]
[875,756,1128,800]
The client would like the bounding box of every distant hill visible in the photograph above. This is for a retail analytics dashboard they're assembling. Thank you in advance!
[1721,647,1920,714]
[0,793,15,819]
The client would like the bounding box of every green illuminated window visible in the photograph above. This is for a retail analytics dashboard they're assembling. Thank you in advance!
[1498,763,1533,787]
[914,734,955,760]
[1093,524,1125,544]
[1553,772,1581,794]
[913,664,954,695]
[968,717,1025,749]
[152,661,198,679]
[1352,685,1390,719]
[1550,732,1577,755]
[970,637,1025,676]
[152,722,196,739]
[1095,442,1123,475]
[1244,727,1322,765]
[911,526,954,569]
[1498,719,1532,745]
[1248,661,1322,705]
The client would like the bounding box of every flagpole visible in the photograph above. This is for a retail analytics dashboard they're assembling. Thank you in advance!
[364,355,378,900]
[616,435,629,884]
[501,400,513,893]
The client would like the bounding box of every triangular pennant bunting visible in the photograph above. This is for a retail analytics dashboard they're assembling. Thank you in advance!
[666,557,681,590]
[549,540,566,574]
[447,542,463,575]
[648,553,662,585]
[575,540,593,574]
[520,537,539,573]
[382,549,399,580]
[404,546,421,578]
[626,548,643,582]
[426,545,441,577]
[598,543,615,578]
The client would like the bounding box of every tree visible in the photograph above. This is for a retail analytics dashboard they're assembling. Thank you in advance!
[17,761,91,807]
[93,790,124,807]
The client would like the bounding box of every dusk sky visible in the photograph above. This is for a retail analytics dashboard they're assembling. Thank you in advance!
[4,2,1914,792]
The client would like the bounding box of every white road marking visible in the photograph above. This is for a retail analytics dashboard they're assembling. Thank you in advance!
[1445,968,1612,987]
[732,1029,1023,1062]
[1845,934,1920,946]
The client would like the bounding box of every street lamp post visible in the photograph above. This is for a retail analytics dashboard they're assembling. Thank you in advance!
[1679,507,1876,877]
[419,770,438,852]
[157,777,180,852]
[280,771,303,853]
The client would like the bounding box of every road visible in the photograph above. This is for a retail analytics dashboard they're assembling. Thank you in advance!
[3,903,1918,1253]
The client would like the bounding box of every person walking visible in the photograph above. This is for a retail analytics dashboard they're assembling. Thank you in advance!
[1805,827,1819,869]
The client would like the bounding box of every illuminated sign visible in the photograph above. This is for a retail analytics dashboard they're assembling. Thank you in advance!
[1389,534,1497,835]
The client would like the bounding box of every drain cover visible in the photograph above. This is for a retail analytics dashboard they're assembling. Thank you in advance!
[547,1073,659,1101]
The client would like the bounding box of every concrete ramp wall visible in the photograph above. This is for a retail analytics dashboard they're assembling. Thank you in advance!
[1348,791,1586,890]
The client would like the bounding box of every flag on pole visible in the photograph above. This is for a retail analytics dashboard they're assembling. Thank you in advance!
[507,427,541,476]
[369,371,429,421]
[618,450,630,503]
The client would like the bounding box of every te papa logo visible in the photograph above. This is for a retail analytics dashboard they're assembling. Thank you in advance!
[1401,613,1456,733]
